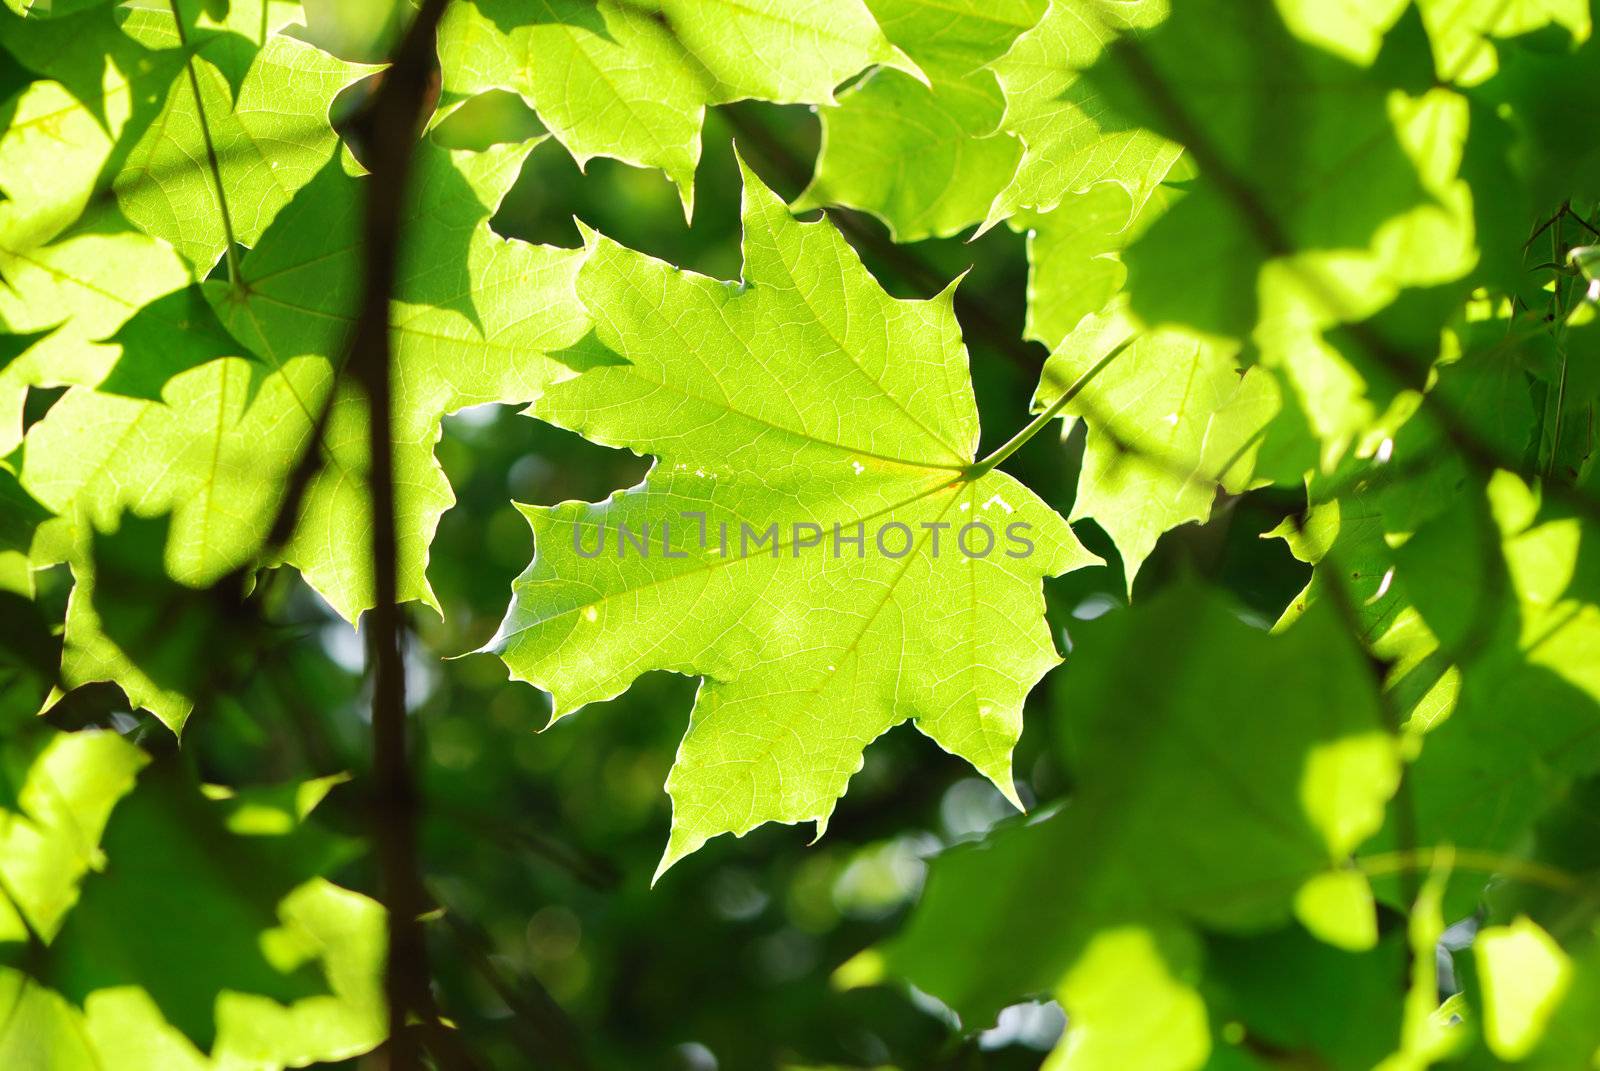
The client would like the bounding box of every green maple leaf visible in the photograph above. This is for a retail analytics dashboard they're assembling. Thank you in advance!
[857,584,1398,1061]
[0,323,54,379]
[1418,0,1590,83]
[0,466,54,703]
[9,8,348,297]
[1271,478,1459,735]
[1273,440,1596,920]
[1378,473,1600,914]
[1469,914,1600,1068]
[0,0,112,18]
[1202,925,1420,1070]
[0,464,49,557]
[157,1,314,93]
[1018,170,1304,586]
[982,0,1183,226]
[795,0,1046,241]
[210,140,595,621]
[0,0,353,280]
[1474,19,1600,210]
[0,75,25,129]
[53,512,263,733]
[0,728,144,943]
[0,218,190,457]
[435,0,923,214]
[1269,314,1546,740]
[112,16,371,273]
[22,140,590,728]
[0,3,357,445]
[1014,179,1173,352]
[1270,0,1588,83]
[981,9,1316,586]
[0,2,170,125]
[96,284,256,401]
[491,158,1098,875]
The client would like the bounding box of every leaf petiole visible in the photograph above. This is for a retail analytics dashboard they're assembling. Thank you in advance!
[168,0,242,287]
[963,334,1135,481]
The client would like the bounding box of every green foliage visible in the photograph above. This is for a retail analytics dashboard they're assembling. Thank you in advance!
[1,0,1598,1067]
[435,0,921,213]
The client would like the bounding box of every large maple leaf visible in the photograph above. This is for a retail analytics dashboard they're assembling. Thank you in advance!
[491,158,1098,873]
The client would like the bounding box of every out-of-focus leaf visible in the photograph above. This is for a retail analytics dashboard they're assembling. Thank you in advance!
[1082,3,1459,343]
[0,741,384,1070]
[870,584,1398,1061]
[56,512,258,731]
[23,140,590,643]
[983,0,1182,226]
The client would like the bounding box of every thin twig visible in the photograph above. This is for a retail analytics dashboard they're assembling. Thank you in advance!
[1359,847,1578,895]
[436,894,593,1071]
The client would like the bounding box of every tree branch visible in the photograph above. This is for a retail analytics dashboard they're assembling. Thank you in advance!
[345,1,454,1067]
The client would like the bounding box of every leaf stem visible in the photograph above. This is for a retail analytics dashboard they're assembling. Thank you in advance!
[964,335,1135,480]
[1359,848,1578,895]
[167,0,241,286]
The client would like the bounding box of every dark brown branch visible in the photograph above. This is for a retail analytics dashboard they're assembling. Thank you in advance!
[260,386,339,557]
[344,1,454,1068]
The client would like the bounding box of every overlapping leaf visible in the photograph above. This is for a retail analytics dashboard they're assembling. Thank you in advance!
[0,727,385,1070]
[436,0,922,213]
[796,0,1046,241]
[0,5,191,455]
[112,16,370,273]
[983,0,1181,226]
[1018,171,1299,585]
[1078,1,1467,343]
[22,139,590,728]
[1381,475,1600,913]
[2,1,1599,1065]
[1037,311,1283,587]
